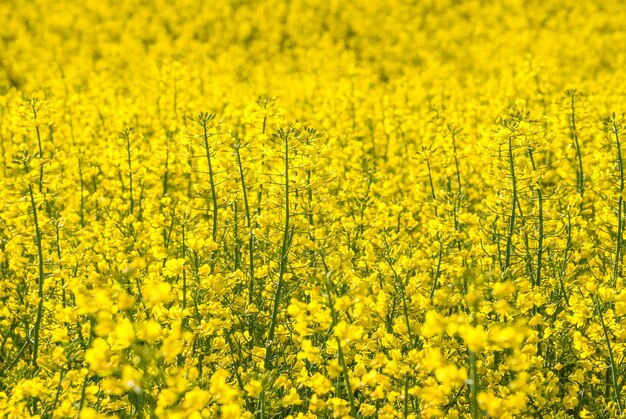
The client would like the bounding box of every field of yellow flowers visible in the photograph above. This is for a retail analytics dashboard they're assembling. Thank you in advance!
[2,0,626,417]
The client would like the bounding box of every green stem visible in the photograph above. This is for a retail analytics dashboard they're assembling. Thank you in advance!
[568,92,584,206]
[264,130,292,370]
[325,280,357,417]
[527,148,543,287]
[426,157,438,217]
[28,184,44,377]
[125,131,134,215]
[613,121,624,287]
[200,114,219,246]
[32,102,44,192]
[181,223,187,311]
[336,336,357,417]
[78,319,94,415]
[429,241,443,302]
[235,144,255,305]
[78,157,85,228]
[469,350,479,419]
[0,107,6,178]
[449,125,462,192]
[594,297,623,414]
[504,135,517,275]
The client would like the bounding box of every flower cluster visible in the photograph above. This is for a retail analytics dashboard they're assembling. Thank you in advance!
[1,0,626,417]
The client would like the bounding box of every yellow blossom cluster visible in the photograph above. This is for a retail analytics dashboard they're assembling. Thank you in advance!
[1,0,626,417]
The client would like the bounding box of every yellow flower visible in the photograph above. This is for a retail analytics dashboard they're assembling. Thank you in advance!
[297,339,321,363]
[244,380,263,398]
[309,372,333,396]
[182,387,211,411]
[358,403,377,417]
[79,407,109,419]
[280,388,302,407]
[458,324,488,352]
[85,338,117,377]
[421,311,444,338]
[108,317,135,350]
[163,258,185,277]
[477,391,504,417]
[434,364,467,387]
[144,280,174,307]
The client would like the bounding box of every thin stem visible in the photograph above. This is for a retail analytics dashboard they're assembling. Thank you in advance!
[336,336,357,417]
[201,115,219,244]
[469,350,479,419]
[264,130,292,370]
[0,106,6,177]
[233,201,241,270]
[429,241,443,302]
[403,372,410,418]
[181,223,187,311]
[163,133,170,197]
[449,125,462,192]
[594,297,623,414]
[124,131,134,215]
[32,102,44,192]
[55,222,66,307]
[325,280,357,417]
[527,148,543,287]
[568,92,584,205]
[426,157,438,217]
[235,144,255,305]
[78,157,85,228]
[613,121,624,287]
[504,135,517,275]
[78,319,94,415]
[28,184,45,377]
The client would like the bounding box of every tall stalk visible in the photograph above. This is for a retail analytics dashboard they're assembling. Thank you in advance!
[425,155,438,218]
[121,128,134,215]
[199,113,219,245]
[448,124,462,192]
[264,128,294,371]
[326,281,357,417]
[504,133,518,275]
[78,156,85,228]
[469,349,479,419]
[527,147,544,287]
[30,100,45,192]
[234,140,255,305]
[181,221,188,311]
[28,183,45,378]
[0,106,7,178]
[566,90,584,206]
[594,297,623,414]
[605,115,624,287]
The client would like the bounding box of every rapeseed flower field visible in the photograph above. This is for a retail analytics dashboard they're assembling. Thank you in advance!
[1,0,626,417]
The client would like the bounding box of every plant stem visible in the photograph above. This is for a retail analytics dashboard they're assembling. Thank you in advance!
[200,115,219,244]
[181,222,187,310]
[449,125,462,192]
[32,102,44,192]
[469,349,479,419]
[235,144,255,305]
[568,91,584,206]
[28,184,44,377]
[612,120,624,288]
[527,148,543,287]
[426,157,438,217]
[264,129,292,370]
[336,336,357,417]
[594,297,623,414]
[125,131,134,215]
[504,134,517,275]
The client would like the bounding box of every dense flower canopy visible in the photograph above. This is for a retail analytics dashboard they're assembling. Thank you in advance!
[1,0,626,417]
